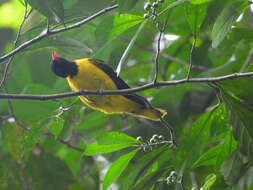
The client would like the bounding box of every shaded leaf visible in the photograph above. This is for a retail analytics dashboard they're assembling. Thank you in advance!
[103,149,139,190]
[221,152,253,189]
[0,154,23,190]
[117,0,137,13]
[219,85,253,159]
[193,131,237,169]
[27,0,64,23]
[211,1,250,48]
[24,151,75,190]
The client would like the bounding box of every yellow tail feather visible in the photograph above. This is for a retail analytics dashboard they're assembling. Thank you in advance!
[130,107,167,121]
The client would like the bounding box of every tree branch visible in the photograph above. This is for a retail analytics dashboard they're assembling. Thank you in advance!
[0,72,253,100]
[0,4,118,63]
[44,132,84,152]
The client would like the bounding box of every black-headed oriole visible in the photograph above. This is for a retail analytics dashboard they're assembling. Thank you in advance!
[51,52,167,121]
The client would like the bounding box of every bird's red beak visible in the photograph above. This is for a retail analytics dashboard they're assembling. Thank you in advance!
[51,51,60,61]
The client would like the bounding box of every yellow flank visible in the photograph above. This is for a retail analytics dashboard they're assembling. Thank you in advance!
[67,58,167,121]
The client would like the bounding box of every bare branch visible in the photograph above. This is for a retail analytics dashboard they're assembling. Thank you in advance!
[0,72,253,101]
[0,4,118,63]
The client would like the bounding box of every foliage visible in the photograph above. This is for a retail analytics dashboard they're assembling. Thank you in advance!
[0,0,253,189]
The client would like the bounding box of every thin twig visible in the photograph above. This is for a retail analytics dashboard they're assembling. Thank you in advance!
[186,34,196,79]
[0,72,252,101]
[153,24,163,84]
[0,4,30,89]
[153,15,170,84]
[120,37,208,71]
[4,85,28,130]
[0,4,118,63]
[239,47,253,72]
[43,131,84,152]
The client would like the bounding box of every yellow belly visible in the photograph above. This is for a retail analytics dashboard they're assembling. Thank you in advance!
[66,59,142,114]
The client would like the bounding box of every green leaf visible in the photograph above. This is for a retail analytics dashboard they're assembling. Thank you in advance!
[95,14,143,47]
[48,118,64,137]
[27,0,64,23]
[190,0,213,4]
[83,142,134,155]
[185,3,207,34]
[97,132,140,145]
[117,0,137,13]
[177,108,213,167]
[217,78,253,159]
[193,131,237,169]
[84,132,140,155]
[103,149,139,190]
[219,84,253,159]
[211,1,250,48]
[201,174,216,190]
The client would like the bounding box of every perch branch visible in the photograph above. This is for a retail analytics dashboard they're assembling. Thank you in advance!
[0,72,253,100]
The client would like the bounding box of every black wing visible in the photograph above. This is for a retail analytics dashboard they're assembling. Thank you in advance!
[89,59,151,108]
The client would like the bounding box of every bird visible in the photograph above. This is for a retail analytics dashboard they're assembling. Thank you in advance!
[51,52,167,121]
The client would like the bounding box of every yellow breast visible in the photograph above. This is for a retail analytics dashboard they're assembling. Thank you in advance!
[66,59,140,114]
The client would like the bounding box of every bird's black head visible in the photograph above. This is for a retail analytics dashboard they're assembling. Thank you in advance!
[51,52,78,78]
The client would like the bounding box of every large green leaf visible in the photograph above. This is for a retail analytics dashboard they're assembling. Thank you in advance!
[211,1,250,48]
[220,91,253,159]
[193,131,237,169]
[103,149,139,190]
[95,14,144,47]
[185,3,207,34]
[218,78,253,159]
